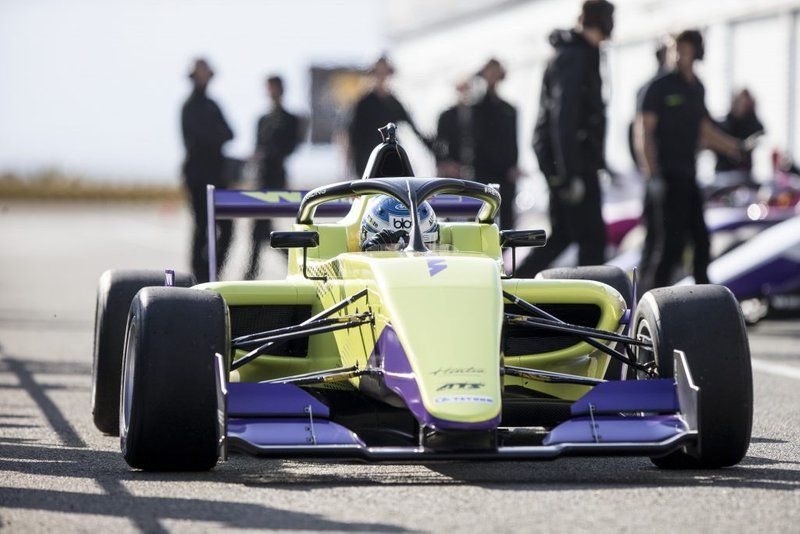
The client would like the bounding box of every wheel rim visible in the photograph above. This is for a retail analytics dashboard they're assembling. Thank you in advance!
[634,318,656,380]
[120,322,137,439]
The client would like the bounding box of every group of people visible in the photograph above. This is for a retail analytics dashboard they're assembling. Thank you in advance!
[181,0,763,290]
[180,60,301,282]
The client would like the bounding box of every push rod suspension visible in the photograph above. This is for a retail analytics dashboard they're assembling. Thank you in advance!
[502,291,655,376]
[260,365,373,386]
[504,314,652,347]
[232,313,372,349]
[231,289,369,371]
[233,316,346,345]
[503,365,605,386]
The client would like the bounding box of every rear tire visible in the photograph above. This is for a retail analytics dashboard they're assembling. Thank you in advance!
[92,270,195,434]
[537,266,632,380]
[120,287,227,471]
[633,285,752,469]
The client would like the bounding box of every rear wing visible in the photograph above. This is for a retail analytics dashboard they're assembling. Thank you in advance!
[205,185,483,282]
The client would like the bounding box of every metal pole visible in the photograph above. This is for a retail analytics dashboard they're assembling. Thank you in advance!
[207,185,217,283]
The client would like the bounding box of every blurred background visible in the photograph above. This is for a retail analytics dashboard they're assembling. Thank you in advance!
[3,0,799,189]
[1,0,799,302]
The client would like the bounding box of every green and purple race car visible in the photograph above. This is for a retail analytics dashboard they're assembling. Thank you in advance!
[92,124,752,471]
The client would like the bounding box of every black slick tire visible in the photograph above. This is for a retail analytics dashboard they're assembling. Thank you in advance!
[633,285,752,469]
[92,269,195,434]
[120,287,227,471]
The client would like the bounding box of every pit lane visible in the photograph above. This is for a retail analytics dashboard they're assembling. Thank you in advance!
[1,202,798,532]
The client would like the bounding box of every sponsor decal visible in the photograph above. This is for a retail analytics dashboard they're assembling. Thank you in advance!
[427,258,447,277]
[434,395,495,405]
[244,191,303,204]
[391,216,412,230]
[436,382,484,391]
[665,94,685,107]
[430,366,484,376]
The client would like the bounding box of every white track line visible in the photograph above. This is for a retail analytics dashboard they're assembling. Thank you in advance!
[751,359,800,381]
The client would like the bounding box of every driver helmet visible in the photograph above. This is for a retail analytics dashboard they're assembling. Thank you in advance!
[360,195,439,249]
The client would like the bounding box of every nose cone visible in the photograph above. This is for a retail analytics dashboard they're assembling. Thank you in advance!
[371,255,503,428]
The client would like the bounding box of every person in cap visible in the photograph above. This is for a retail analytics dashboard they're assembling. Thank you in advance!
[635,30,744,289]
[245,75,303,279]
[471,58,519,230]
[347,56,431,177]
[517,0,615,277]
[180,58,234,283]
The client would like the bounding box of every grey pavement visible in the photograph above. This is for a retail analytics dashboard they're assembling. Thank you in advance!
[0,201,798,533]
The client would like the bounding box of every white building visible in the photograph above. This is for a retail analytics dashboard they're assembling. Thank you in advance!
[387,0,800,191]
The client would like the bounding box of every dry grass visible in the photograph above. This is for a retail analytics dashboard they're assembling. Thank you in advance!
[0,170,183,202]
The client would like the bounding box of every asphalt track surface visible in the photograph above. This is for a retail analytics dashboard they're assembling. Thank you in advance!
[1,202,799,533]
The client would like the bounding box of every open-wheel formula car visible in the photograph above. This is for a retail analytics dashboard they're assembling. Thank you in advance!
[92,124,752,471]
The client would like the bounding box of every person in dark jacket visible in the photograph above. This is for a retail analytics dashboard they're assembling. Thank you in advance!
[435,78,476,179]
[472,58,519,229]
[348,56,431,177]
[517,0,615,277]
[714,89,763,180]
[635,30,744,289]
[245,75,302,279]
[181,58,234,283]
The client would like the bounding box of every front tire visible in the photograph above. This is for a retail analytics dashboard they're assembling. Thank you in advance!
[633,285,752,469]
[120,287,228,471]
[92,269,195,434]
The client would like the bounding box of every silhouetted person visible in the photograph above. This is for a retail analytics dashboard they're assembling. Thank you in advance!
[714,89,763,181]
[629,40,669,168]
[435,78,476,179]
[518,0,615,276]
[472,58,519,229]
[348,56,430,177]
[635,30,744,289]
[245,75,301,279]
[633,39,670,277]
[181,58,233,283]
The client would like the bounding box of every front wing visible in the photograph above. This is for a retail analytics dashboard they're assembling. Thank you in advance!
[214,351,699,462]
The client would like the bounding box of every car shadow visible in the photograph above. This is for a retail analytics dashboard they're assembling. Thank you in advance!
[2,351,798,531]
[0,355,409,533]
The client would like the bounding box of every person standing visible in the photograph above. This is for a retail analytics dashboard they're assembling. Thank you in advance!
[713,89,763,185]
[181,58,234,283]
[245,75,301,279]
[517,0,615,276]
[472,58,519,229]
[435,78,476,179]
[348,56,431,177]
[635,30,744,289]
[628,40,669,168]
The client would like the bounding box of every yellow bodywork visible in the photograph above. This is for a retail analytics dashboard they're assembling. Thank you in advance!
[201,197,626,427]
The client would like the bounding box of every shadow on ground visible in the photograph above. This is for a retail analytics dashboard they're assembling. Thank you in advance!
[2,354,799,532]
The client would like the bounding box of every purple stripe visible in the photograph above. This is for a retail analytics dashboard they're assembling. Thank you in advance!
[228,417,363,446]
[227,382,330,418]
[722,256,800,299]
[213,189,482,219]
[543,414,687,445]
[570,378,678,416]
[371,325,501,431]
